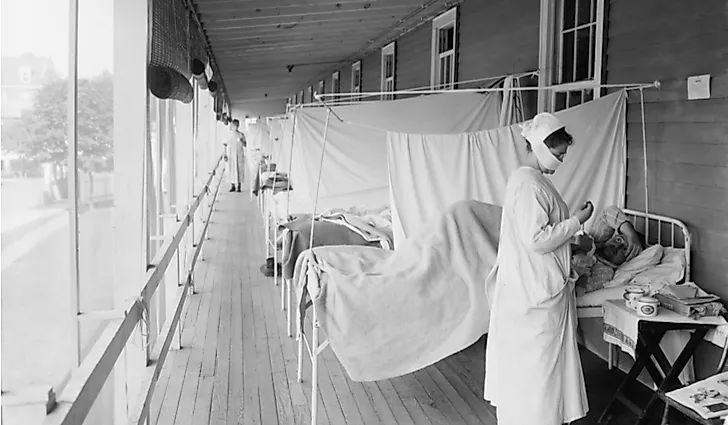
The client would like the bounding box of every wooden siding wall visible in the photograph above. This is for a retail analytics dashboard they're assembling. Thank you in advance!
[392,24,431,91]
[458,0,540,81]
[605,0,728,297]
[361,51,380,94]
[297,0,540,99]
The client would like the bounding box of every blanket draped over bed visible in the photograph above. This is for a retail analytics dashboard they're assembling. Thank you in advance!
[281,216,392,280]
[295,200,502,382]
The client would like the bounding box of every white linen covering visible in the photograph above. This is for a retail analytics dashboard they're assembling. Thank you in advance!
[387,90,627,247]
[289,92,503,214]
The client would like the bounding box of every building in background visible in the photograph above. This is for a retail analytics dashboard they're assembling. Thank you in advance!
[1,53,57,176]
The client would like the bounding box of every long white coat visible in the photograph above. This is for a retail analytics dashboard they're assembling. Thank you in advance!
[484,166,588,425]
[226,130,246,185]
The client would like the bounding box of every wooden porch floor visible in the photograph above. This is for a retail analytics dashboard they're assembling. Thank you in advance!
[149,190,673,425]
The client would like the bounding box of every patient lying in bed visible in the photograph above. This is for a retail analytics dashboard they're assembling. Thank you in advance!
[571,206,646,294]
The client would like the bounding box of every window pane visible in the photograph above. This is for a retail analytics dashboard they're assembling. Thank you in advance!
[567,90,582,108]
[1,0,74,421]
[589,25,597,79]
[583,88,594,103]
[563,0,576,30]
[385,55,393,78]
[575,27,591,81]
[577,0,593,26]
[561,31,575,83]
[439,57,446,86]
[445,56,452,86]
[554,92,567,111]
[438,25,455,54]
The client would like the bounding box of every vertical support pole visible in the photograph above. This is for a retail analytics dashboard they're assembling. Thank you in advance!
[287,279,293,337]
[112,0,149,420]
[67,0,81,369]
[311,312,319,425]
[537,0,555,113]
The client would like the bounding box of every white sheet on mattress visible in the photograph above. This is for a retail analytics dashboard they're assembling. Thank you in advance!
[576,248,687,307]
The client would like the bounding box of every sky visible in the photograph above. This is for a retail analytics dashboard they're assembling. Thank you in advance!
[2,0,114,78]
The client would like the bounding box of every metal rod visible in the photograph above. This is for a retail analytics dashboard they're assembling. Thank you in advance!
[328,70,540,102]
[67,0,81,368]
[311,94,345,123]
[314,81,661,100]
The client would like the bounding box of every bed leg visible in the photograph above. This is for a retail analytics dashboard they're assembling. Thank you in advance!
[265,209,271,257]
[608,342,613,370]
[281,281,285,309]
[273,222,277,287]
[297,310,304,382]
[287,280,293,337]
[311,320,319,425]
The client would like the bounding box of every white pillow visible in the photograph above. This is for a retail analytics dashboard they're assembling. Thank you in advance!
[629,247,686,288]
[605,244,664,288]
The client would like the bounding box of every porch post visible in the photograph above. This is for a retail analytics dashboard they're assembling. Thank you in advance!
[537,0,555,113]
[112,0,149,421]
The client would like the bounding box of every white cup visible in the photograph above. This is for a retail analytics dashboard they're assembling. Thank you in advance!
[623,287,647,310]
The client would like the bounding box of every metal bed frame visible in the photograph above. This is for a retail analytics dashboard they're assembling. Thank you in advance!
[576,207,692,319]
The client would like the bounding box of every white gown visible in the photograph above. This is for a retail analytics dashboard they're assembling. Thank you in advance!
[226,130,246,186]
[484,166,588,425]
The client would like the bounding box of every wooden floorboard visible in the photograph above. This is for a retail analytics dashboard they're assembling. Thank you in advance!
[150,190,679,425]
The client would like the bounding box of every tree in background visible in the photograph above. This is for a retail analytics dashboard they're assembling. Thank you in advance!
[18,72,114,201]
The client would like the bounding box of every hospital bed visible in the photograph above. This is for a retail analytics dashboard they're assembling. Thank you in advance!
[276,204,394,337]
[575,208,692,370]
[576,208,691,318]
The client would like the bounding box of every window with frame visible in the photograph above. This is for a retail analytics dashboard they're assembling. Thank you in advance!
[431,7,457,90]
[299,90,304,104]
[19,66,32,83]
[318,80,325,97]
[381,42,396,100]
[351,61,362,101]
[551,0,605,111]
[307,85,313,103]
[332,71,340,94]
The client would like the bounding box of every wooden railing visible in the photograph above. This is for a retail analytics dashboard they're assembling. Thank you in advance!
[43,155,226,425]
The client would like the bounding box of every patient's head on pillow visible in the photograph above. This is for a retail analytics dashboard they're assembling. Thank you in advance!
[596,231,646,266]
[597,240,627,266]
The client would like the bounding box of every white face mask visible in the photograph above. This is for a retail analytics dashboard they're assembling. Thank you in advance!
[532,139,562,172]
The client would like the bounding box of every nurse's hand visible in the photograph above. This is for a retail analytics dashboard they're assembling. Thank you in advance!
[574,201,594,224]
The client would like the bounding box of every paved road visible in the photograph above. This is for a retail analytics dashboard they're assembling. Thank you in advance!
[1,207,115,391]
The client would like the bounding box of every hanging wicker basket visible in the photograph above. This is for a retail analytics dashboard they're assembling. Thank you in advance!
[191,58,209,90]
[148,65,193,103]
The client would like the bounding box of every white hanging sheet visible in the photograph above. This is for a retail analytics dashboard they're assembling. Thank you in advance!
[290,92,503,213]
[387,90,627,246]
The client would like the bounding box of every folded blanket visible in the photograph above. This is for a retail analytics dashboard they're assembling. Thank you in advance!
[320,213,394,250]
[295,200,502,382]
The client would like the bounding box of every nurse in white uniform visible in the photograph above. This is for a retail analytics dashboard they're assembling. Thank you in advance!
[484,113,594,425]
[225,118,247,192]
